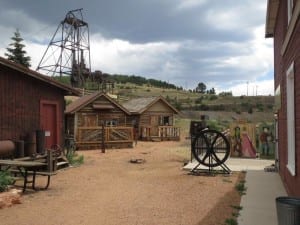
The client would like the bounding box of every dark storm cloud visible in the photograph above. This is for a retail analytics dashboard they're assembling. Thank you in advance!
[1,0,261,42]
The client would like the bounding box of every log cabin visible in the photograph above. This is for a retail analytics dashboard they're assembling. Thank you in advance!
[65,92,134,149]
[122,96,181,141]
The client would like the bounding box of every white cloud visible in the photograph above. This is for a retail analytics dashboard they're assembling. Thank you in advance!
[175,0,207,11]
[90,34,181,78]
[218,79,274,96]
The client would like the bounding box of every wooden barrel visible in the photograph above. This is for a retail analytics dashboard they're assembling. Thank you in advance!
[25,132,36,156]
[36,130,45,154]
[14,140,25,158]
[0,140,15,158]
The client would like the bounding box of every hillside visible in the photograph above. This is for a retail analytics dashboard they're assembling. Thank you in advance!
[114,83,274,111]
[63,77,275,126]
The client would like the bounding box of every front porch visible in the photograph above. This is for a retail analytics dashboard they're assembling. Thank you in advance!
[140,126,180,141]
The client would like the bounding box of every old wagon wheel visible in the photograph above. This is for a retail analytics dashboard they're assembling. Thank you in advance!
[191,129,230,168]
[50,144,63,157]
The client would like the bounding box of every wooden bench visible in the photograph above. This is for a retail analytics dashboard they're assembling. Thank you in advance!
[9,149,58,192]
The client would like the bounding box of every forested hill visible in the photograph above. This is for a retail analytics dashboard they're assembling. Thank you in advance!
[110,74,180,90]
[53,74,181,90]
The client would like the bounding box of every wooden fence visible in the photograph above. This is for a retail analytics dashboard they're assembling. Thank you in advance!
[141,126,180,141]
[76,126,133,149]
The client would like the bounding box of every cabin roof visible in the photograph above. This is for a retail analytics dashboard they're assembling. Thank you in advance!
[0,57,80,96]
[122,96,180,114]
[265,0,279,38]
[65,92,131,115]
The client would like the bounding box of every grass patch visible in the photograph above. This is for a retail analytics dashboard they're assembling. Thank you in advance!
[67,151,84,166]
[224,218,238,225]
[231,205,243,211]
[235,179,247,195]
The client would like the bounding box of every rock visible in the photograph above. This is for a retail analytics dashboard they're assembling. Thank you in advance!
[0,189,22,209]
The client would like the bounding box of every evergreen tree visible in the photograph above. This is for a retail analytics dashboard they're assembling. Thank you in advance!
[5,29,31,68]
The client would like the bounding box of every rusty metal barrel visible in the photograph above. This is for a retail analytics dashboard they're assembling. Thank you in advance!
[0,140,15,158]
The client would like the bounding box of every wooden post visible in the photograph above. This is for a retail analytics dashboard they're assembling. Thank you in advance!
[101,123,105,153]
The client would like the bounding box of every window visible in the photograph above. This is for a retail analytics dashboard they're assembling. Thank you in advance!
[286,62,295,176]
[288,0,294,24]
[160,116,171,126]
[106,120,118,126]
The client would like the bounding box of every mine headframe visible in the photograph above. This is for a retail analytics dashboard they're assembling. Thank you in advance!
[36,8,91,88]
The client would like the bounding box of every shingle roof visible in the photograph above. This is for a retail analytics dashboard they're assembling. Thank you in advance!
[122,96,180,114]
[122,97,157,113]
[65,92,131,114]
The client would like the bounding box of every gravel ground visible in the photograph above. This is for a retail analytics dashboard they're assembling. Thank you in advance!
[0,140,242,225]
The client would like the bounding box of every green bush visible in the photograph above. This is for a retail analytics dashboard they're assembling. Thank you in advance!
[0,171,14,192]
[67,152,84,166]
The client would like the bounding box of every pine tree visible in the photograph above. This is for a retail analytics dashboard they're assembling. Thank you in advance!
[5,29,31,68]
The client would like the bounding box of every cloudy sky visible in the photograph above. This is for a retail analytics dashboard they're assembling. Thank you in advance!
[0,0,274,96]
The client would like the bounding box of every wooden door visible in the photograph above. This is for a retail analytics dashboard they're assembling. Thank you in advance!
[40,101,59,148]
[150,116,158,136]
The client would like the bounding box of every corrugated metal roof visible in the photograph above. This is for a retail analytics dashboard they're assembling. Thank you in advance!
[0,56,80,96]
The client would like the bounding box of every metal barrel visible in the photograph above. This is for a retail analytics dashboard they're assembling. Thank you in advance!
[0,140,15,158]
[276,196,300,225]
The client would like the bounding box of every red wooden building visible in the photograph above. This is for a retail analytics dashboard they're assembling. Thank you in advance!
[266,0,300,196]
[0,57,79,155]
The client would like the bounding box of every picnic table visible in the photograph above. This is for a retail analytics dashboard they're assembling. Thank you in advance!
[0,159,48,192]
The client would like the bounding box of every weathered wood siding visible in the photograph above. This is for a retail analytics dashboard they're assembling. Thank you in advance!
[137,100,179,141]
[0,64,65,146]
[68,95,133,149]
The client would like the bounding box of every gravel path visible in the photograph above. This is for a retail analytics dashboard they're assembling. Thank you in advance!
[0,140,242,225]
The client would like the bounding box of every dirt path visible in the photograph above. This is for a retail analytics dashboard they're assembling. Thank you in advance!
[0,140,242,225]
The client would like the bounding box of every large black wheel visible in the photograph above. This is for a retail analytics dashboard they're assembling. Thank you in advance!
[191,129,230,167]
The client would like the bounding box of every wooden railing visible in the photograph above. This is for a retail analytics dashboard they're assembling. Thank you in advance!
[141,126,180,141]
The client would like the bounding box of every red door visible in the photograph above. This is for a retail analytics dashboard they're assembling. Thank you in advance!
[40,101,59,148]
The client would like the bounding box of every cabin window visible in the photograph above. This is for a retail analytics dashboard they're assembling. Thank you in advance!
[286,61,295,176]
[288,0,294,24]
[106,120,118,126]
[160,116,171,126]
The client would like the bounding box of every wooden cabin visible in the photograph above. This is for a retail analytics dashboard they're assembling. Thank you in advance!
[0,57,80,156]
[266,0,300,196]
[65,92,134,150]
[122,96,181,141]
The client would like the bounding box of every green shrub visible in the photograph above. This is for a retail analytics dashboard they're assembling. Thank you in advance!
[67,152,84,166]
[0,171,14,192]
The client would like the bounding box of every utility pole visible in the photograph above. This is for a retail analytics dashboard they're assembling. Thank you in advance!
[247,81,249,96]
